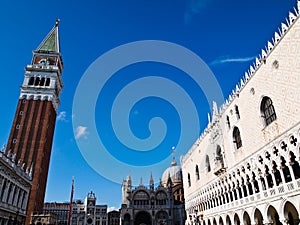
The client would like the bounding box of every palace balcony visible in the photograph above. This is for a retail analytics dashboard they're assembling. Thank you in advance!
[213,159,226,176]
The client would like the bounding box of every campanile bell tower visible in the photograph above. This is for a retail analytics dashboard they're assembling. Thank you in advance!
[6,20,64,224]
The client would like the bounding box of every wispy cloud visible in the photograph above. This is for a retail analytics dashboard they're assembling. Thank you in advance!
[184,0,211,23]
[210,55,256,66]
[57,111,67,122]
[75,126,89,139]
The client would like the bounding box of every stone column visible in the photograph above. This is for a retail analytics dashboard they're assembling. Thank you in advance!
[22,192,29,210]
[13,187,20,207]
[2,181,10,203]
[270,172,277,188]
[8,183,16,205]
[287,164,296,181]
[261,175,268,190]
[256,177,264,192]
[278,168,286,184]
[18,190,24,208]
[0,176,4,199]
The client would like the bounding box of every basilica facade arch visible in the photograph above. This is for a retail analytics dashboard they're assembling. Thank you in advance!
[120,158,185,225]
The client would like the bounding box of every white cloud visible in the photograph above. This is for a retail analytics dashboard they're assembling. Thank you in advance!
[108,206,119,212]
[75,126,89,139]
[210,55,256,66]
[57,111,67,121]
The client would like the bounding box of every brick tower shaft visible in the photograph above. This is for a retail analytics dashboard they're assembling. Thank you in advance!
[6,20,64,225]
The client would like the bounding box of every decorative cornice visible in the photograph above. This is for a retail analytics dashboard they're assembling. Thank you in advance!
[0,150,32,184]
[181,1,300,165]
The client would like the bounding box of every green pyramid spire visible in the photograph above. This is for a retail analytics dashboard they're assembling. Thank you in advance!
[36,19,60,53]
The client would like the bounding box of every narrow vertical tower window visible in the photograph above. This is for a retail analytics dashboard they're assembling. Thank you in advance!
[5,19,64,225]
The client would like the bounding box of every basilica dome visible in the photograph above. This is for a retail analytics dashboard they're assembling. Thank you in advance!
[161,158,183,187]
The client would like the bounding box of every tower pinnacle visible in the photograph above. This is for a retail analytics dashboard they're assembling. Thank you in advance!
[6,22,64,225]
[150,173,154,190]
[36,19,61,53]
[55,18,60,27]
[171,146,177,166]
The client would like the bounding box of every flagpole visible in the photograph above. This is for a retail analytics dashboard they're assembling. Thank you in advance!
[67,177,74,225]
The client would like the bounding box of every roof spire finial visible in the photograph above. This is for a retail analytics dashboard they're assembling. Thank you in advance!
[150,172,154,184]
[171,146,177,166]
[36,20,60,53]
[149,172,154,190]
[55,18,60,27]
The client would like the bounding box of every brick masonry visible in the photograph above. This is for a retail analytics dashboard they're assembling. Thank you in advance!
[6,99,57,225]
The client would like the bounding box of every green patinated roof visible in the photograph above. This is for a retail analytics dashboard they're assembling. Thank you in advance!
[38,30,57,52]
[36,21,60,53]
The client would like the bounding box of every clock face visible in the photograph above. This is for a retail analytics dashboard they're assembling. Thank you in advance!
[39,59,47,65]
[88,200,95,206]
[34,55,57,65]
[39,58,48,65]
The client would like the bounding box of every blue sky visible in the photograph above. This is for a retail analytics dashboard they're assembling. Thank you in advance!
[0,0,297,210]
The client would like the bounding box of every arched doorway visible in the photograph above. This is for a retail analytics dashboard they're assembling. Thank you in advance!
[254,209,263,225]
[233,214,240,225]
[267,205,282,225]
[243,212,251,225]
[284,201,299,225]
[134,211,152,225]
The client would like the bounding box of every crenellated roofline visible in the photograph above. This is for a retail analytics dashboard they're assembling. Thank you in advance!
[181,0,300,165]
[218,3,299,115]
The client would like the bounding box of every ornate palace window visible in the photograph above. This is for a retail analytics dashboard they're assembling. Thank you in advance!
[233,127,242,149]
[188,173,191,187]
[226,115,230,129]
[235,105,240,120]
[195,165,200,180]
[206,155,211,172]
[216,145,223,163]
[261,96,277,126]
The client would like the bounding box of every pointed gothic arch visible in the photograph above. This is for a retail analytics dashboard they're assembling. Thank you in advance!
[243,211,251,225]
[225,215,232,225]
[219,216,224,225]
[234,214,240,225]
[267,205,281,225]
[254,209,263,225]
[213,218,217,225]
[283,201,299,225]
[289,151,300,179]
